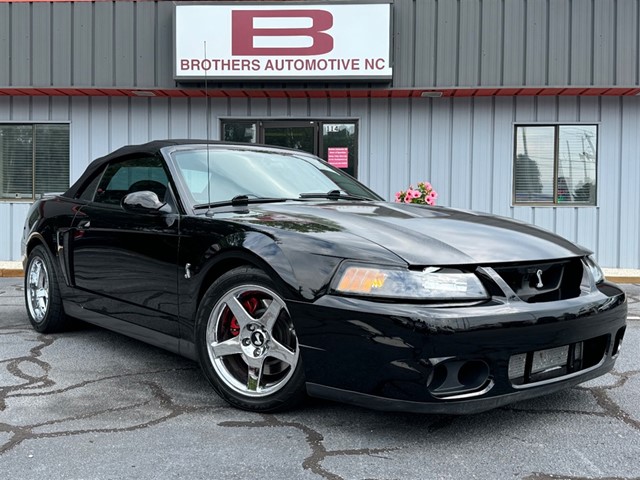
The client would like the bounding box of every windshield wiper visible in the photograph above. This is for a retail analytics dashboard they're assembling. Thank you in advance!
[194,195,292,209]
[299,190,371,201]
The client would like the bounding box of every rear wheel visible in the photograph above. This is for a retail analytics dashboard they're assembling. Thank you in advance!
[196,267,305,412]
[24,245,69,333]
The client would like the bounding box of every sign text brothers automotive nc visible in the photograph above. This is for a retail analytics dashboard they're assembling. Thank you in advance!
[174,4,392,80]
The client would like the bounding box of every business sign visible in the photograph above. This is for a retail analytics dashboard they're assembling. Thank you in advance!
[174,3,392,80]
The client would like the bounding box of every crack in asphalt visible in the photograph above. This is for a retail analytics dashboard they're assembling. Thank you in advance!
[0,378,222,455]
[502,364,640,480]
[0,323,220,456]
[0,310,456,480]
[0,281,639,480]
[219,413,402,480]
[0,333,55,410]
[216,411,458,480]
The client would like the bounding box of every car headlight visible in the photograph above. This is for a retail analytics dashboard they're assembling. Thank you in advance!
[584,255,605,284]
[332,264,489,300]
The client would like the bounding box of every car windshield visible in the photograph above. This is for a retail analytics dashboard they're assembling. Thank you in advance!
[169,146,381,206]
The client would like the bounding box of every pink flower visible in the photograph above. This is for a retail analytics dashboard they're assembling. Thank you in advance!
[395,182,437,205]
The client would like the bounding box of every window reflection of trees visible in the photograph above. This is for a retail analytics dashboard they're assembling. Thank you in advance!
[514,125,597,205]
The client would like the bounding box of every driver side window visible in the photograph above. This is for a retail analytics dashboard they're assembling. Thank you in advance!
[94,156,169,206]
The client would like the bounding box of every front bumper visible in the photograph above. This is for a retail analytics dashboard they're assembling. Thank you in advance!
[290,282,627,414]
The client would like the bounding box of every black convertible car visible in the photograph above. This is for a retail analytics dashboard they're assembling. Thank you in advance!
[22,140,626,413]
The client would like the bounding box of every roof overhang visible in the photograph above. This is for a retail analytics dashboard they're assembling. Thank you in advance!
[1,86,639,98]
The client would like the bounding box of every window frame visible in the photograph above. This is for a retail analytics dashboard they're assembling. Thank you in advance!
[512,123,598,207]
[0,121,71,202]
[79,154,178,213]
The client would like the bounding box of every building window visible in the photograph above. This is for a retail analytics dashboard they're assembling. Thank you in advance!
[513,125,597,205]
[0,124,70,201]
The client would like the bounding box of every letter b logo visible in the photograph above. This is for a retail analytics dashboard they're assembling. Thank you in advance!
[232,10,334,56]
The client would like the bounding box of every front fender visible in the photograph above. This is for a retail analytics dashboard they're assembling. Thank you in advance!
[177,227,343,343]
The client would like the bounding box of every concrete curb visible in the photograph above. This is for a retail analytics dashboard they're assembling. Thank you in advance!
[0,269,23,278]
[0,263,23,278]
[604,275,640,284]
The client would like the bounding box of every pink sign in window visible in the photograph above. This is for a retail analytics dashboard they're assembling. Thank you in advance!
[327,147,349,168]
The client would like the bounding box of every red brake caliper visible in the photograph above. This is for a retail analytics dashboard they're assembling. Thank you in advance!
[226,296,260,337]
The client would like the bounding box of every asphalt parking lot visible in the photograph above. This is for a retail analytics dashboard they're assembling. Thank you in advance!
[1,277,639,480]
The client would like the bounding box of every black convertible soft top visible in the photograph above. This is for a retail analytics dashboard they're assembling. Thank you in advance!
[62,139,302,199]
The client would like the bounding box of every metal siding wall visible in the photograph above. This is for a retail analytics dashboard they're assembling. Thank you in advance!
[458,1,481,87]
[2,95,640,269]
[480,0,503,87]
[388,98,411,199]
[408,98,431,182]
[616,0,639,85]
[599,97,623,266]
[548,1,570,86]
[0,4,9,87]
[619,96,640,267]
[3,0,640,89]
[525,0,548,86]
[0,203,31,261]
[156,2,175,88]
[450,99,472,206]
[503,0,526,86]
[570,0,593,85]
[369,99,392,198]
[11,3,31,86]
[70,96,90,187]
[429,98,453,206]
[594,0,616,86]
[32,3,51,86]
[51,3,72,86]
[114,3,135,87]
[393,0,415,87]
[73,3,93,86]
[414,0,437,87]
[435,0,458,87]
[492,97,515,218]
[470,97,494,213]
[94,1,114,86]
[350,98,371,187]
[136,2,157,88]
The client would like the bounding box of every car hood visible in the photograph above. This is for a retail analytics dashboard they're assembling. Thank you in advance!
[222,201,588,266]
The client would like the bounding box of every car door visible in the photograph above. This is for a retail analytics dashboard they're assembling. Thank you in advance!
[70,154,181,337]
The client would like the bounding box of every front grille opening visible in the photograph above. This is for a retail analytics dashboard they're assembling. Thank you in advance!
[493,258,583,303]
[508,335,608,386]
[427,359,492,399]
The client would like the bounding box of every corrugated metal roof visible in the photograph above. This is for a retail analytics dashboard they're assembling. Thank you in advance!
[2,0,640,90]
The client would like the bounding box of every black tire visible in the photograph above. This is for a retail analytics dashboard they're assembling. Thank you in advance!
[195,266,306,412]
[24,244,69,333]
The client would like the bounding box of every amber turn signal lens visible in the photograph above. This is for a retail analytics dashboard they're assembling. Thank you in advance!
[337,267,387,294]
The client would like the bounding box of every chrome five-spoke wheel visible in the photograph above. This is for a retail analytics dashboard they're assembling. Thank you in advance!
[24,245,68,333]
[206,284,299,397]
[26,255,50,323]
[197,266,305,412]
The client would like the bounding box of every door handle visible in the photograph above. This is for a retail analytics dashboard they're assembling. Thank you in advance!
[77,220,91,229]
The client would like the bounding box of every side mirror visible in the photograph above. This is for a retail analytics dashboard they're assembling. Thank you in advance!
[121,191,172,214]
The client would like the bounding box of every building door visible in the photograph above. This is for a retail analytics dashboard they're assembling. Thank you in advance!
[262,121,317,154]
[221,119,358,178]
